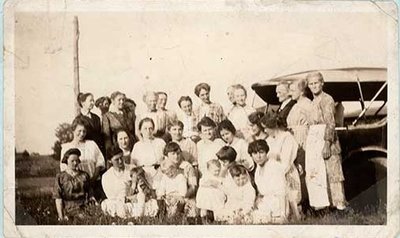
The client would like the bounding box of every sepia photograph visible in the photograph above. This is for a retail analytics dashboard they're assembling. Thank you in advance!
[3,0,399,237]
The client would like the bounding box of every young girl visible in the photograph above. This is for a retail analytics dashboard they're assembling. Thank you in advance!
[249,140,287,224]
[126,166,159,217]
[216,146,238,179]
[196,159,226,221]
[196,117,225,175]
[222,164,256,224]
[156,159,188,217]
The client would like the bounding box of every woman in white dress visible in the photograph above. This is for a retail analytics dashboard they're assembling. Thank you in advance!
[249,140,288,224]
[261,114,301,220]
[130,118,166,189]
[60,117,105,201]
[227,84,256,137]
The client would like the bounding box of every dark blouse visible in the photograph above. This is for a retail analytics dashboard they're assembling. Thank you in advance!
[75,113,104,155]
[102,111,136,160]
[53,170,90,215]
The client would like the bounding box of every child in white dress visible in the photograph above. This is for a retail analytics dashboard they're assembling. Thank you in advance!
[156,159,188,218]
[196,159,226,220]
[222,164,256,224]
[249,140,288,224]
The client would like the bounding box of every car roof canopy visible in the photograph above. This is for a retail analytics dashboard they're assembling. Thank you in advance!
[251,67,387,104]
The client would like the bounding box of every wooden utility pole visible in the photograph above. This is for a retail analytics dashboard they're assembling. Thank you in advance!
[73,16,81,116]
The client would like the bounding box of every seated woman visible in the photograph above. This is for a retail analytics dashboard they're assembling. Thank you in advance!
[130,118,166,188]
[249,140,287,224]
[60,117,105,202]
[54,148,92,222]
[217,120,254,172]
[101,147,134,218]
[261,114,301,220]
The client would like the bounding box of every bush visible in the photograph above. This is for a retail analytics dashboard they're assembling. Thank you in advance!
[52,123,73,160]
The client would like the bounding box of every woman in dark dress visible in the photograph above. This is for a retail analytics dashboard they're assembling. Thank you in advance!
[54,148,92,222]
[75,92,104,155]
[102,91,136,162]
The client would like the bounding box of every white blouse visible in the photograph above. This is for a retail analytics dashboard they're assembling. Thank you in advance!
[197,138,225,174]
[228,137,254,171]
[102,167,131,201]
[156,173,187,198]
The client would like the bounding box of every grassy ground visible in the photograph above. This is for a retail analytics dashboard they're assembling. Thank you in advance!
[16,191,386,225]
[15,154,386,225]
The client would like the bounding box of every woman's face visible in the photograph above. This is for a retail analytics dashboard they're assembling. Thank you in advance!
[167,151,182,165]
[157,94,167,110]
[234,88,246,107]
[169,125,183,141]
[248,122,262,136]
[73,124,87,142]
[200,125,215,140]
[251,150,268,166]
[67,154,80,171]
[233,174,249,187]
[110,155,124,170]
[198,89,210,104]
[220,129,235,144]
[82,95,95,111]
[308,76,324,95]
[117,131,130,150]
[101,100,110,112]
[113,94,125,110]
[140,121,154,139]
[289,83,302,101]
[180,100,192,116]
[146,94,158,111]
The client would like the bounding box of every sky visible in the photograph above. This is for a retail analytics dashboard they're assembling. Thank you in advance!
[14,9,389,154]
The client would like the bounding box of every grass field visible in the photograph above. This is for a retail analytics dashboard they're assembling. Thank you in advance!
[15,153,387,225]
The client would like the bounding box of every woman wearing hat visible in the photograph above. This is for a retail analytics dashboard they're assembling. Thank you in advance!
[54,148,92,222]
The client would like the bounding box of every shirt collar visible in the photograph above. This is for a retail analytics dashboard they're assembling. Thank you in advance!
[280,98,291,109]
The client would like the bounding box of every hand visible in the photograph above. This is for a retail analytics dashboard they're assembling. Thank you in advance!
[322,141,331,160]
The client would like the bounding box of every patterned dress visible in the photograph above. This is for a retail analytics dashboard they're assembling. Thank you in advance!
[195,102,226,124]
[53,170,90,217]
[307,91,346,208]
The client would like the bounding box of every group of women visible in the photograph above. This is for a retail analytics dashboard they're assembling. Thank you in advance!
[54,71,347,224]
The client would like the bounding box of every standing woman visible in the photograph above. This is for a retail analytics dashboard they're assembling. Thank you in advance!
[261,114,301,219]
[61,117,106,202]
[130,118,166,188]
[54,148,91,222]
[102,91,136,161]
[76,92,104,155]
[227,84,256,137]
[246,111,268,143]
[194,83,225,124]
[305,72,347,211]
[287,79,313,210]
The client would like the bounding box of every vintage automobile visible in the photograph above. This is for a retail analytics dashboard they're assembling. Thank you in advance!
[251,67,387,211]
